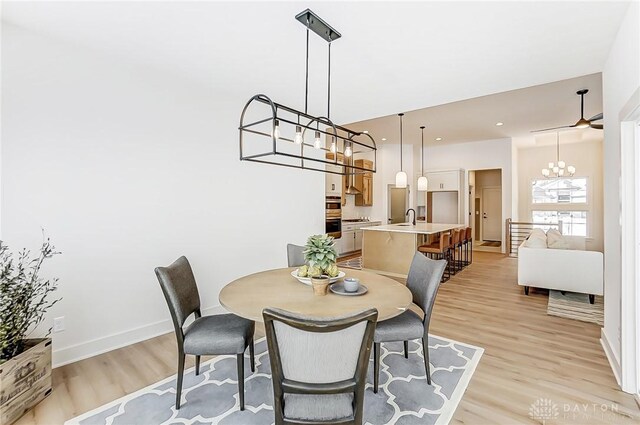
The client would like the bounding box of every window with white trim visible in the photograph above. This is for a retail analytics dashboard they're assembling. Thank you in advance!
[530,177,589,237]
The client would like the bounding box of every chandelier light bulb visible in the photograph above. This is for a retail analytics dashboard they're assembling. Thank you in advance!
[567,165,576,175]
[395,171,408,188]
[294,126,303,144]
[548,162,555,169]
[330,139,337,153]
[273,120,281,140]
[344,143,353,157]
[314,131,321,149]
[542,168,550,177]
[558,168,565,176]
[417,176,428,191]
[558,160,566,169]
[553,166,559,173]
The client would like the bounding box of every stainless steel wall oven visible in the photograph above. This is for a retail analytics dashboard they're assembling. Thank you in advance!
[325,196,342,238]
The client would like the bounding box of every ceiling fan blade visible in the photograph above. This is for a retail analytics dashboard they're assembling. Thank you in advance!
[588,112,603,121]
[531,124,574,133]
[590,123,603,130]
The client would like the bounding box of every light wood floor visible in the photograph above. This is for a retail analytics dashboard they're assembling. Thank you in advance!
[16,252,640,425]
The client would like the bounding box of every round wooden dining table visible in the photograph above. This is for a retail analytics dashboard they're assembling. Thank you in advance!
[219,268,413,322]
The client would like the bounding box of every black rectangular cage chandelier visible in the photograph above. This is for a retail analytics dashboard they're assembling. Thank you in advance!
[239,9,377,176]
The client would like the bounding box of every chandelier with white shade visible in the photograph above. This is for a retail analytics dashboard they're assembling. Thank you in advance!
[395,113,407,188]
[417,125,428,191]
[541,132,575,178]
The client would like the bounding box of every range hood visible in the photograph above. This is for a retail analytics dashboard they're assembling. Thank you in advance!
[345,183,361,195]
[344,157,361,195]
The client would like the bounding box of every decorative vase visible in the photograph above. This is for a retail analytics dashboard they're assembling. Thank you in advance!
[311,276,330,296]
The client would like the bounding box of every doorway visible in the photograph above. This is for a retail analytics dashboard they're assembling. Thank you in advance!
[388,185,409,224]
[469,168,503,252]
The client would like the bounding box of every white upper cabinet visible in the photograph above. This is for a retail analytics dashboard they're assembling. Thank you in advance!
[426,170,462,192]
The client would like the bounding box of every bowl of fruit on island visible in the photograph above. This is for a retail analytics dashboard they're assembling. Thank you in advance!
[291,234,345,285]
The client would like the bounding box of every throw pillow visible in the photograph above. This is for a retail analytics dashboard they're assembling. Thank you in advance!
[525,235,548,249]
[529,228,546,240]
[546,229,562,246]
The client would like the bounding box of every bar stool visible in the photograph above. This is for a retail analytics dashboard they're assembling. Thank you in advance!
[464,227,473,266]
[447,229,462,275]
[418,233,451,282]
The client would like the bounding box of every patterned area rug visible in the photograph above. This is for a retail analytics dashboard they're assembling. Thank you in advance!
[67,336,483,425]
[548,290,604,325]
[337,256,363,270]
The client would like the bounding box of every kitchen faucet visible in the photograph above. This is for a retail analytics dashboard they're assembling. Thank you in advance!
[406,208,416,226]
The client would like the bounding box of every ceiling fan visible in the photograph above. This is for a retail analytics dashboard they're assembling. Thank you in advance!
[532,89,603,133]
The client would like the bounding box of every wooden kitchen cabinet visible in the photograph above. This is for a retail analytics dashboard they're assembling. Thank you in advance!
[354,159,374,206]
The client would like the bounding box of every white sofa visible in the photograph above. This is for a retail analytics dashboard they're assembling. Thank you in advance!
[517,229,603,303]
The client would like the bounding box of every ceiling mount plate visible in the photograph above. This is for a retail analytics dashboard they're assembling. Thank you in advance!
[577,89,589,95]
[295,9,341,42]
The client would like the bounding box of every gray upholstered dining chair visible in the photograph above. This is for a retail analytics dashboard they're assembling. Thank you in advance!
[372,252,446,393]
[287,243,306,267]
[263,307,378,425]
[155,256,255,410]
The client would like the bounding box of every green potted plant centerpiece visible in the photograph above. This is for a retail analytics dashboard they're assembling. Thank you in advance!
[298,234,339,296]
[0,237,61,425]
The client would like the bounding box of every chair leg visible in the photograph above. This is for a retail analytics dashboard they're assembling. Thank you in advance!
[176,353,185,409]
[195,355,200,376]
[524,286,529,295]
[404,341,409,359]
[589,294,595,304]
[237,353,245,411]
[422,337,431,385]
[373,342,380,394]
[249,339,255,372]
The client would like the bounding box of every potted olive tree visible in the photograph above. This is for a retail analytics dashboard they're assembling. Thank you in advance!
[302,234,339,296]
[0,237,60,425]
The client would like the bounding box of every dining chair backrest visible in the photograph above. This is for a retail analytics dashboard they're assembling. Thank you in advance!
[155,256,201,331]
[287,244,306,268]
[406,252,447,328]
[263,307,378,423]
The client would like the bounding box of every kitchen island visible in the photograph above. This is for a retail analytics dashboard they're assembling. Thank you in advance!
[362,223,464,278]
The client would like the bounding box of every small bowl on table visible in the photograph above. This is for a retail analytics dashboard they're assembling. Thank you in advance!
[343,277,360,293]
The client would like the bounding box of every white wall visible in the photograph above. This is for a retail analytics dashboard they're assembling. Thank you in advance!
[1,25,324,366]
[516,139,604,252]
[420,138,513,252]
[601,1,640,385]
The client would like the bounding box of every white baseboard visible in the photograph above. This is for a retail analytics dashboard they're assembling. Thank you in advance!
[600,328,622,387]
[52,305,227,368]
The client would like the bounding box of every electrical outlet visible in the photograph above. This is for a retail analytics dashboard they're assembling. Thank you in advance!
[53,316,65,333]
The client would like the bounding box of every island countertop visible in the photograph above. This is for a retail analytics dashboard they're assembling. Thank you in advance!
[362,222,464,235]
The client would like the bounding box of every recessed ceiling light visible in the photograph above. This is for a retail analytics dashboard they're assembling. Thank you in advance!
[496,122,504,126]
[435,137,442,141]
[381,138,387,141]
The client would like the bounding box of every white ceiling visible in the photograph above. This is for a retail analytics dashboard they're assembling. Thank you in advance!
[345,72,604,146]
[2,1,630,128]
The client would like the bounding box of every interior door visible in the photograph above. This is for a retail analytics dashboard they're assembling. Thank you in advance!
[482,187,502,241]
[388,186,408,223]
